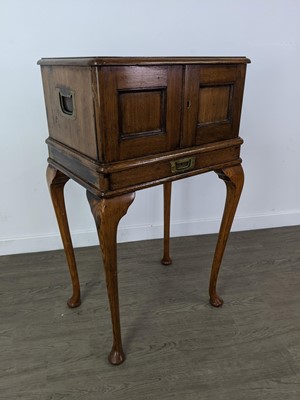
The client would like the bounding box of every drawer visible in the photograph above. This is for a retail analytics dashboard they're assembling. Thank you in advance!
[109,141,242,192]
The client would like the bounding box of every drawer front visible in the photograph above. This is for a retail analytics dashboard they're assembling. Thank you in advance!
[182,64,247,147]
[99,65,182,162]
[109,145,241,191]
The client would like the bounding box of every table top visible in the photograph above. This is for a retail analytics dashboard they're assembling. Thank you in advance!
[38,56,251,67]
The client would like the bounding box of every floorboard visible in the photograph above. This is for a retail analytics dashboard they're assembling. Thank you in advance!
[1,226,300,399]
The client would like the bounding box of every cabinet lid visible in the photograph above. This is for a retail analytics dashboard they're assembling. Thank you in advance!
[37,56,251,66]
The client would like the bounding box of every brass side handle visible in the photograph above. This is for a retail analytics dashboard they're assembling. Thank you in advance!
[170,156,196,173]
[57,87,76,119]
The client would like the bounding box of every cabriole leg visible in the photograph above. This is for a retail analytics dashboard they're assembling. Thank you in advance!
[87,191,135,365]
[46,165,81,308]
[209,165,244,307]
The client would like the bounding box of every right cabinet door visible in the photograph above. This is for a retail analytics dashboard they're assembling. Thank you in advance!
[182,64,247,147]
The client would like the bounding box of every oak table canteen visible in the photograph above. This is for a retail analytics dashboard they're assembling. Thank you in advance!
[38,56,250,365]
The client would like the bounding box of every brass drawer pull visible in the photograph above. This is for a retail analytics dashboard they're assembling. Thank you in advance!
[171,156,196,173]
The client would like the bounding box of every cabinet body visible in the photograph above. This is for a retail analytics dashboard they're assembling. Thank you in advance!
[39,57,249,197]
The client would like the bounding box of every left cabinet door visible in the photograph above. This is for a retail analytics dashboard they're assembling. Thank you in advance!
[98,65,183,162]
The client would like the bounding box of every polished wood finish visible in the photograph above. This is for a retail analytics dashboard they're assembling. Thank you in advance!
[182,64,246,147]
[87,191,135,365]
[99,65,182,161]
[161,182,172,265]
[38,56,250,66]
[41,67,98,159]
[46,165,81,308]
[209,165,244,307]
[39,56,250,364]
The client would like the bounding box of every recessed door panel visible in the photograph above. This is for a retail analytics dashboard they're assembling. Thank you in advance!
[118,88,166,139]
[198,85,232,124]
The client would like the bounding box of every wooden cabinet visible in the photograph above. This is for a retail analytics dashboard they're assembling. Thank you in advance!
[39,56,250,365]
[39,57,249,198]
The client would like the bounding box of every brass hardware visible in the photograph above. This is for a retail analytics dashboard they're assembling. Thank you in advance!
[171,156,196,173]
[57,87,76,119]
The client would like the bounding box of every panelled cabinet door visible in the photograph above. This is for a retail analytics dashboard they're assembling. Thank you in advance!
[99,66,182,162]
[182,64,247,147]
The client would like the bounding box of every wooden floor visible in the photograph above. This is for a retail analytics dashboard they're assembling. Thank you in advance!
[1,226,300,399]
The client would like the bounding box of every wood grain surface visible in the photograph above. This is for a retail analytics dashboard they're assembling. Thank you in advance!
[1,226,300,399]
